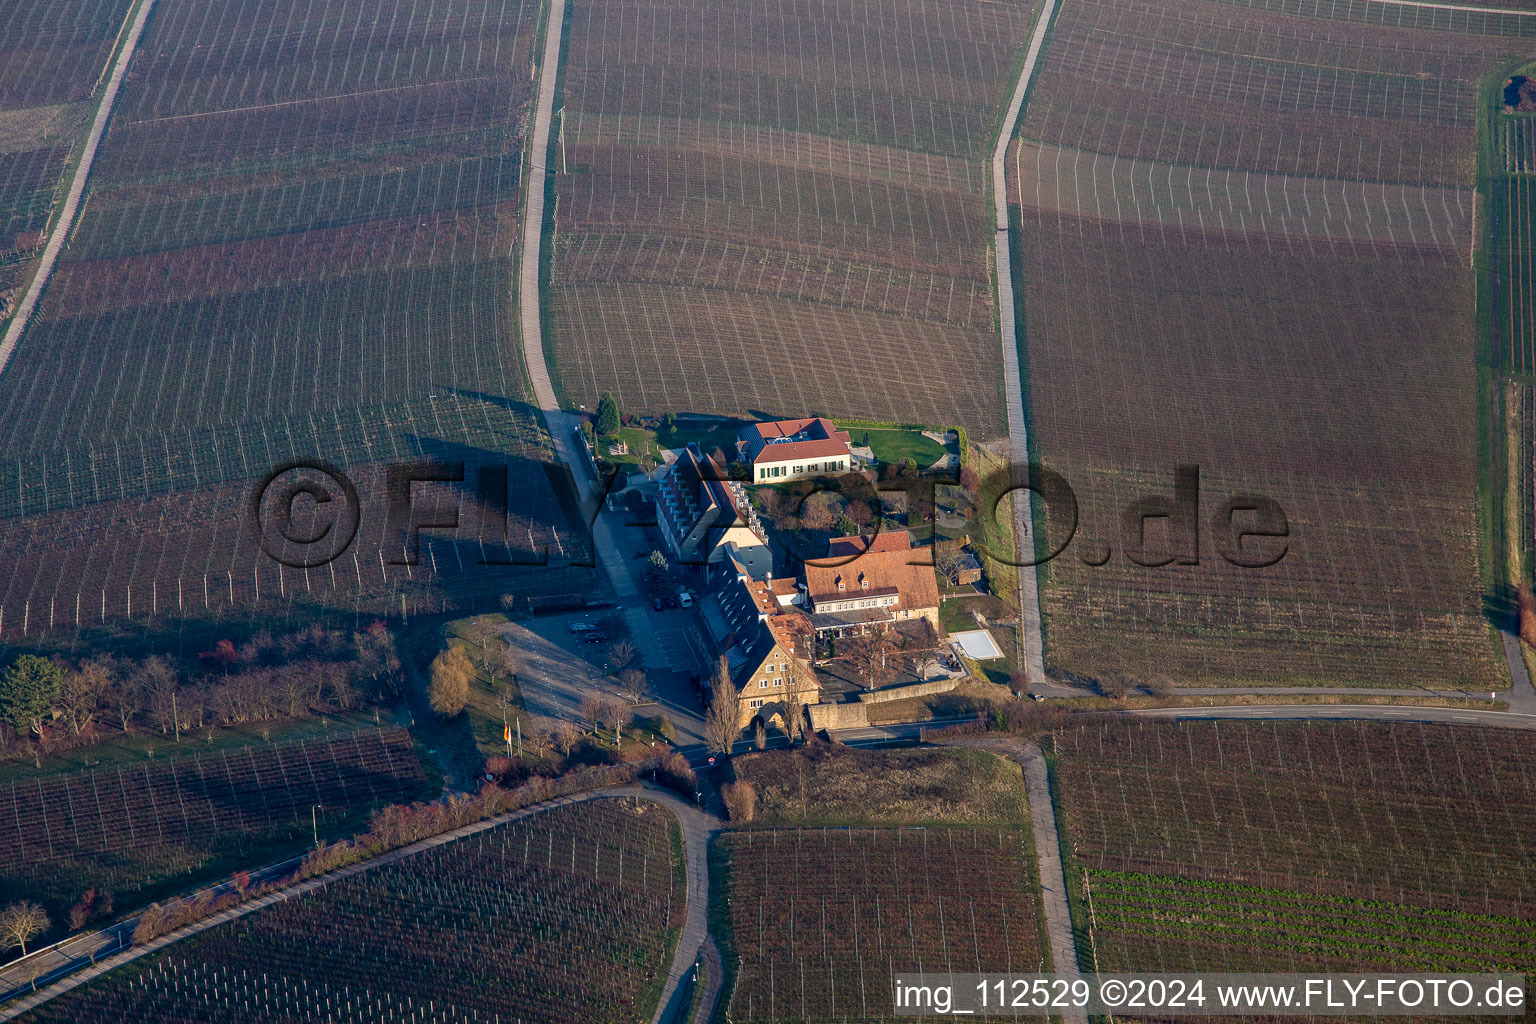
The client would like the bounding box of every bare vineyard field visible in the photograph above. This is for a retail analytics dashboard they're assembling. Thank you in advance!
[1489,108,1536,374]
[16,799,684,1024]
[0,0,606,637]
[547,0,1037,435]
[1050,721,1536,982]
[2,0,538,452]
[0,0,132,310]
[1,727,427,928]
[1013,0,1533,686]
[717,826,1045,1022]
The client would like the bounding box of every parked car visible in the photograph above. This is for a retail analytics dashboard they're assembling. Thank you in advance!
[569,622,594,633]
[664,593,679,609]
[652,596,665,611]
[678,591,694,608]
[583,632,608,644]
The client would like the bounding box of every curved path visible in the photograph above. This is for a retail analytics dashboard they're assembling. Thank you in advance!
[0,0,156,378]
[991,0,1059,686]
[0,784,718,1022]
[641,789,723,1024]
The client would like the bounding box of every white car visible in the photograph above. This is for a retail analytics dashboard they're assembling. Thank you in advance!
[678,591,694,608]
[569,622,594,633]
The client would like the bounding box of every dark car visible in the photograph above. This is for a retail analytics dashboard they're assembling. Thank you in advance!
[664,594,679,609]
[583,632,608,644]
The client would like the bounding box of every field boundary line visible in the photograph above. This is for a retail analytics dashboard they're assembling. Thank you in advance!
[0,786,687,1020]
[127,75,502,126]
[0,0,157,379]
[1122,705,1536,728]
[1357,0,1536,13]
[991,0,1059,686]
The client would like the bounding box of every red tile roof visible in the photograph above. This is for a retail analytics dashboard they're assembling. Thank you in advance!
[803,534,939,614]
[739,417,852,465]
[825,531,913,558]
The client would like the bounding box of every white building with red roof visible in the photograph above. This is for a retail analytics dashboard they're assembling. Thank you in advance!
[737,417,853,483]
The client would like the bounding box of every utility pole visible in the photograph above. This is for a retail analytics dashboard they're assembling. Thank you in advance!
[557,106,567,174]
[312,805,319,847]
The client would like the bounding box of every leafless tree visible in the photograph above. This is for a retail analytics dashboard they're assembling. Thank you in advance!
[704,656,740,754]
[0,901,48,955]
[846,621,899,689]
[779,657,817,742]
[60,659,112,735]
[607,639,638,671]
[799,496,834,531]
[933,545,964,586]
[551,719,580,757]
[140,657,179,736]
[619,668,648,702]
[597,696,630,734]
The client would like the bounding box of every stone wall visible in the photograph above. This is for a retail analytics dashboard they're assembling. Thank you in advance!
[808,702,870,730]
[856,678,959,704]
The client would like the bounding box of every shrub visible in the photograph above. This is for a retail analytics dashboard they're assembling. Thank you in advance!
[427,647,473,717]
[656,753,697,799]
[642,715,676,743]
[721,781,757,823]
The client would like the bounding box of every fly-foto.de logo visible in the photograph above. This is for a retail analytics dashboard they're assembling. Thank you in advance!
[249,460,1289,572]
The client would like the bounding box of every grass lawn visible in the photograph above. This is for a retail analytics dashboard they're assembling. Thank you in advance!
[729,745,1028,826]
[842,426,946,466]
[594,422,742,470]
[0,709,391,784]
[442,613,669,768]
[657,421,742,456]
[442,614,555,769]
[595,427,666,468]
[940,598,981,634]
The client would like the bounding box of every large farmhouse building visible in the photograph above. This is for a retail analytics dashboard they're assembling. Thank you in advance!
[656,445,771,581]
[701,566,818,728]
[800,531,940,638]
[737,417,853,483]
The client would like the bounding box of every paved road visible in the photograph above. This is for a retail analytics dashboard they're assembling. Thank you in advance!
[515,8,706,703]
[0,784,712,1021]
[0,0,156,377]
[1361,0,1536,12]
[1498,629,1536,714]
[1124,704,1536,730]
[630,787,723,1024]
[1032,679,1517,701]
[518,0,584,500]
[938,736,1087,1024]
[0,848,308,1000]
[990,0,1059,686]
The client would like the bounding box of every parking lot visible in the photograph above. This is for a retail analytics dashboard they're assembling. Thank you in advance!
[504,601,708,746]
